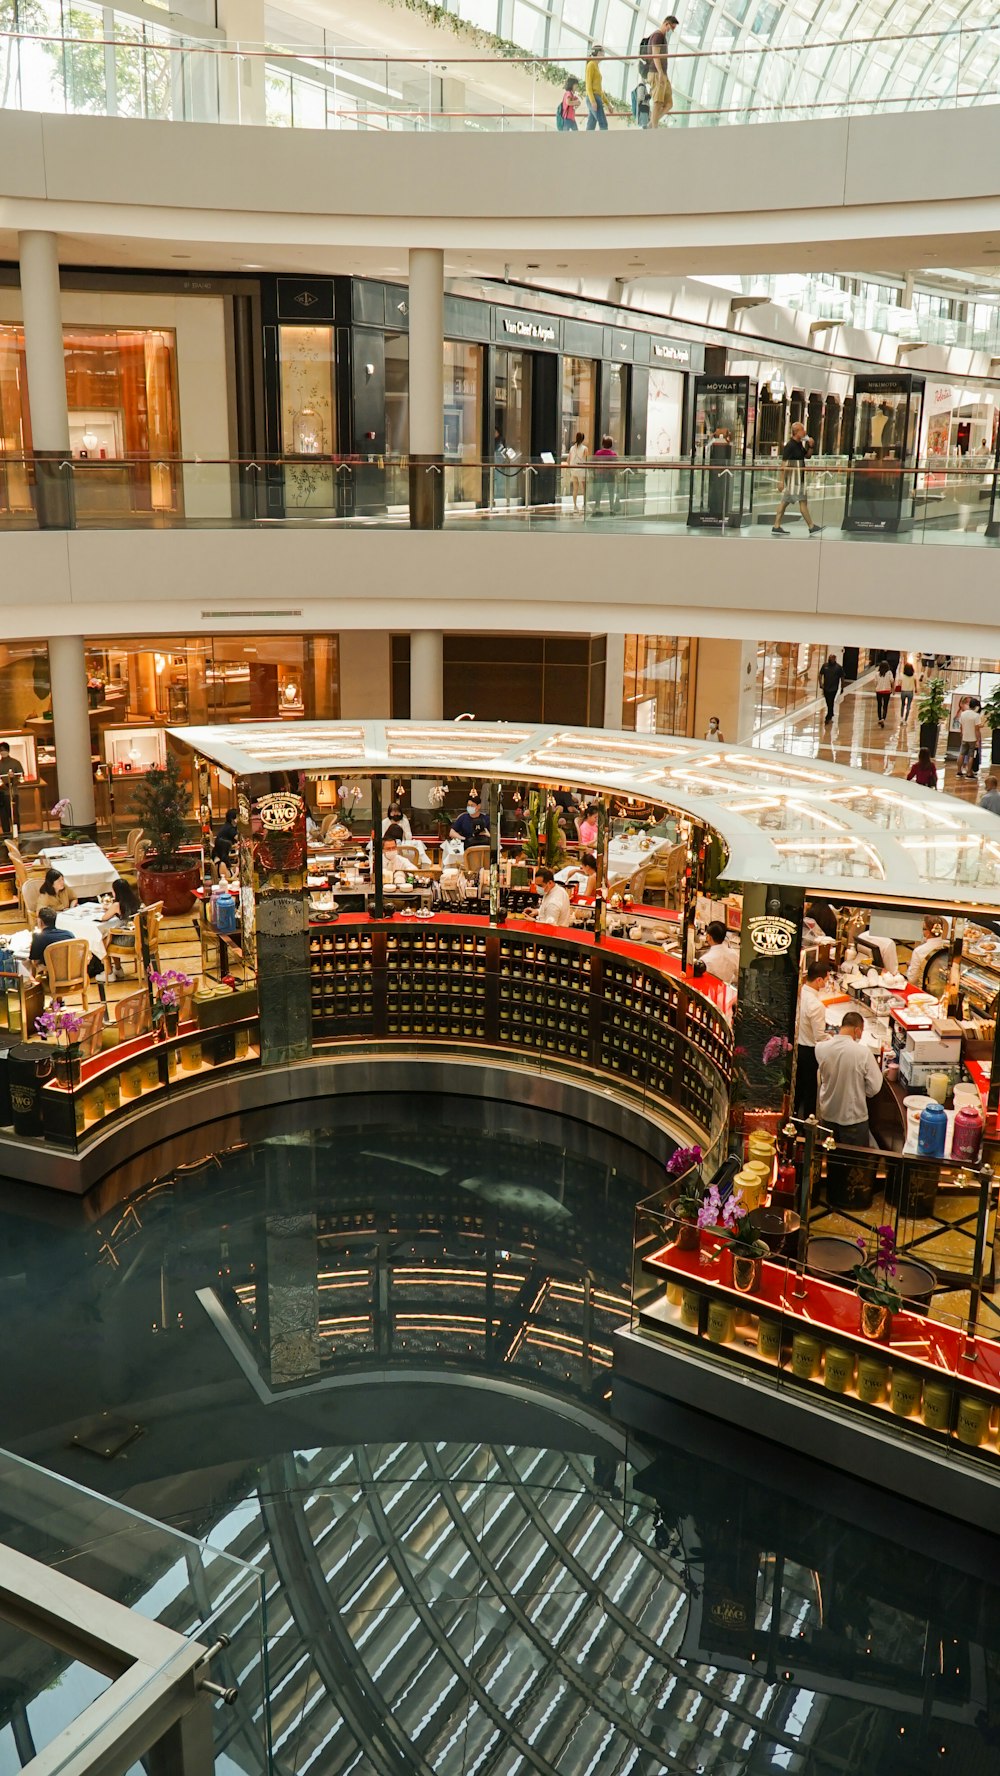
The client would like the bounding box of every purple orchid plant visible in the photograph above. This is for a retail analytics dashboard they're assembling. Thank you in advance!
[148,967,194,1013]
[852,1223,903,1311]
[698,1184,768,1258]
[666,1144,705,1221]
[35,999,85,1048]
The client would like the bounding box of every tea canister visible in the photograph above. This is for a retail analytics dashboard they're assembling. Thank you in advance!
[823,1346,854,1394]
[890,1370,921,1418]
[791,1333,821,1380]
[757,1318,782,1361]
[956,1396,990,1447]
[706,1300,735,1344]
[680,1289,701,1329]
[857,1356,890,1404]
[922,1382,952,1432]
[951,1104,983,1163]
[917,1099,947,1159]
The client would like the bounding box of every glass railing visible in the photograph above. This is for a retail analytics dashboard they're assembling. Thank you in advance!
[1,20,999,131]
[0,1444,271,1774]
[6,451,1000,545]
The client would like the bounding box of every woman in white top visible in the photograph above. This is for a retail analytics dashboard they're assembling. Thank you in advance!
[705,716,724,742]
[958,699,983,779]
[381,804,413,842]
[898,660,918,725]
[566,432,589,513]
[874,660,895,728]
[907,915,949,987]
[794,958,833,1117]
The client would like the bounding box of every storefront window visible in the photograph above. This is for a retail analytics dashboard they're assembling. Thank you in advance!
[0,324,181,516]
[85,635,340,732]
[622,636,692,735]
[494,350,532,459]
[560,357,596,457]
[754,641,829,733]
[444,340,482,504]
[279,325,336,510]
[607,364,628,453]
[383,332,409,510]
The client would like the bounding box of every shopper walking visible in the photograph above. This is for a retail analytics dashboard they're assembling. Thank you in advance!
[648,14,679,126]
[590,435,619,515]
[557,76,579,129]
[565,431,588,512]
[907,748,937,789]
[771,423,821,535]
[818,653,843,725]
[585,45,608,129]
[874,658,894,727]
[898,658,918,725]
[957,697,983,778]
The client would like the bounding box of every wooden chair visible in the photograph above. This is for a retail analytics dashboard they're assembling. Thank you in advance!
[44,939,90,1010]
[126,829,149,868]
[20,873,45,923]
[76,1003,109,1059]
[116,902,162,978]
[463,845,490,876]
[13,858,44,918]
[629,867,650,904]
[114,989,153,1041]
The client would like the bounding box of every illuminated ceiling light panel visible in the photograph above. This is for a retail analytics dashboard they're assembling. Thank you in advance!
[724,756,841,785]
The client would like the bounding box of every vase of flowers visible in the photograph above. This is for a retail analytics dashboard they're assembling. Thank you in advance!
[35,999,85,1090]
[698,1186,768,1291]
[852,1223,903,1340]
[665,1144,704,1249]
[148,968,194,1038]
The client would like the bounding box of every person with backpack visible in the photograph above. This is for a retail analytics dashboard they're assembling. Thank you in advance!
[648,14,680,127]
[585,45,608,130]
[632,38,652,127]
[556,76,579,130]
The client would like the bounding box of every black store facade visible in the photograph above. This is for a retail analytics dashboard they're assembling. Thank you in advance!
[259,276,702,518]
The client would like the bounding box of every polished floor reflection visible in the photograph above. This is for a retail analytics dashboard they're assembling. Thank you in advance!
[1,1096,998,1774]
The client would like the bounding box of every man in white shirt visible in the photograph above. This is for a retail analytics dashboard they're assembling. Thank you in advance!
[701,920,737,986]
[532,867,573,928]
[816,1011,884,1146]
[957,699,983,779]
[794,958,832,1117]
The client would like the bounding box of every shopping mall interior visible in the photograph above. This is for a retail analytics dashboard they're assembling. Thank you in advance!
[4,5,1000,1775]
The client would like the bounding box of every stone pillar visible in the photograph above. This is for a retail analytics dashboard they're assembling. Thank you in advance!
[692,638,758,744]
[48,636,96,834]
[603,634,626,729]
[216,0,267,124]
[410,631,444,720]
[408,247,445,529]
[19,231,73,530]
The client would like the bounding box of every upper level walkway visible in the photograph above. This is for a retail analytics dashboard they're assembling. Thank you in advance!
[2,62,1000,275]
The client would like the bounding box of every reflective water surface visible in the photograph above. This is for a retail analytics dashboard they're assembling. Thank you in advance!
[0,1094,998,1774]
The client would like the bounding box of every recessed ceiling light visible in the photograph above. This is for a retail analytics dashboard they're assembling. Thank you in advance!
[171,254,192,260]
[527,262,540,268]
[242,263,264,269]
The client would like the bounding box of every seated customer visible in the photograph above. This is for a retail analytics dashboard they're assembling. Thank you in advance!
[29,906,73,976]
[450,796,490,846]
[97,877,140,982]
[531,867,573,928]
[382,803,414,842]
[816,1010,883,1146]
[575,803,600,846]
[37,869,76,914]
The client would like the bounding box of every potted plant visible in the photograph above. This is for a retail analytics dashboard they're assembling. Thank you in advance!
[851,1223,903,1340]
[148,967,194,1039]
[132,752,200,914]
[917,677,948,758]
[982,685,1000,766]
[665,1143,704,1249]
[702,1188,769,1293]
[35,999,85,1090]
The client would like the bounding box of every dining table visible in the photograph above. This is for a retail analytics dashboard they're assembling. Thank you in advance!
[40,842,118,901]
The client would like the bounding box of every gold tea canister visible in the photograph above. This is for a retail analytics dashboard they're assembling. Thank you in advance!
[791,1333,821,1379]
[757,1318,782,1361]
[956,1396,990,1446]
[680,1289,701,1329]
[857,1356,890,1404]
[707,1300,735,1344]
[922,1382,952,1432]
[823,1346,854,1393]
[891,1370,921,1418]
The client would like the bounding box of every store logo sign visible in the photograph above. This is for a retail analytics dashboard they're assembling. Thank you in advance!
[258,792,304,832]
[502,318,556,343]
[653,342,690,363]
[748,914,796,957]
[294,291,319,308]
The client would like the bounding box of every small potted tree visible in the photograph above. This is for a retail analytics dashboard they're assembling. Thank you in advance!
[132,752,201,915]
[982,684,1000,766]
[917,678,948,758]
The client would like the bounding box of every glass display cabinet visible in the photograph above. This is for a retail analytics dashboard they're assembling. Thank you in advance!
[688,376,750,528]
[842,373,925,533]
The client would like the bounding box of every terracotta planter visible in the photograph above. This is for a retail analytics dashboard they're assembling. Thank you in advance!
[859,1299,893,1341]
[675,1218,699,1251]
[137,859,201,916]
[732,1253,763,1294]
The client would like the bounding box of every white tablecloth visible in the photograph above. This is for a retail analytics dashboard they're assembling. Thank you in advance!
[9,909,107,964]
[41,843,117,900]
[607,838,666,883]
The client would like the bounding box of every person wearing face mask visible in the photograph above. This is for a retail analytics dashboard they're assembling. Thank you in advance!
[381,803,414,843]
[449,796,490,845]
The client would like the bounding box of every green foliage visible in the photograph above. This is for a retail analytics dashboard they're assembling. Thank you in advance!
[383,0,627,112]
[131,752,191,867]
[982,686,1000,732]
[917,677,948,726]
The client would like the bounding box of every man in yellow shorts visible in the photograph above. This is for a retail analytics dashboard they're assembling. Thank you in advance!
[649,14,679,127]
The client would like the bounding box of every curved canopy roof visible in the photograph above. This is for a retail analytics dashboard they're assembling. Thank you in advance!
[428,1,997,113]
[172,719,1000,907]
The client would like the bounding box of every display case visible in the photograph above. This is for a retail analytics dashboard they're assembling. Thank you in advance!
[688,376,750,529]
[842,373,925,533]
[307,914,733,1146]
[102,725,167,775]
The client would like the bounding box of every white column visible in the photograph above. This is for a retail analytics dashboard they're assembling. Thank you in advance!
[216,0,267,125]
[603,635,627,729]
[410,632,444,720]
[692,638,758,744]
[48,636,96,832]
[408,248,444,456]
[18,231,69,452]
